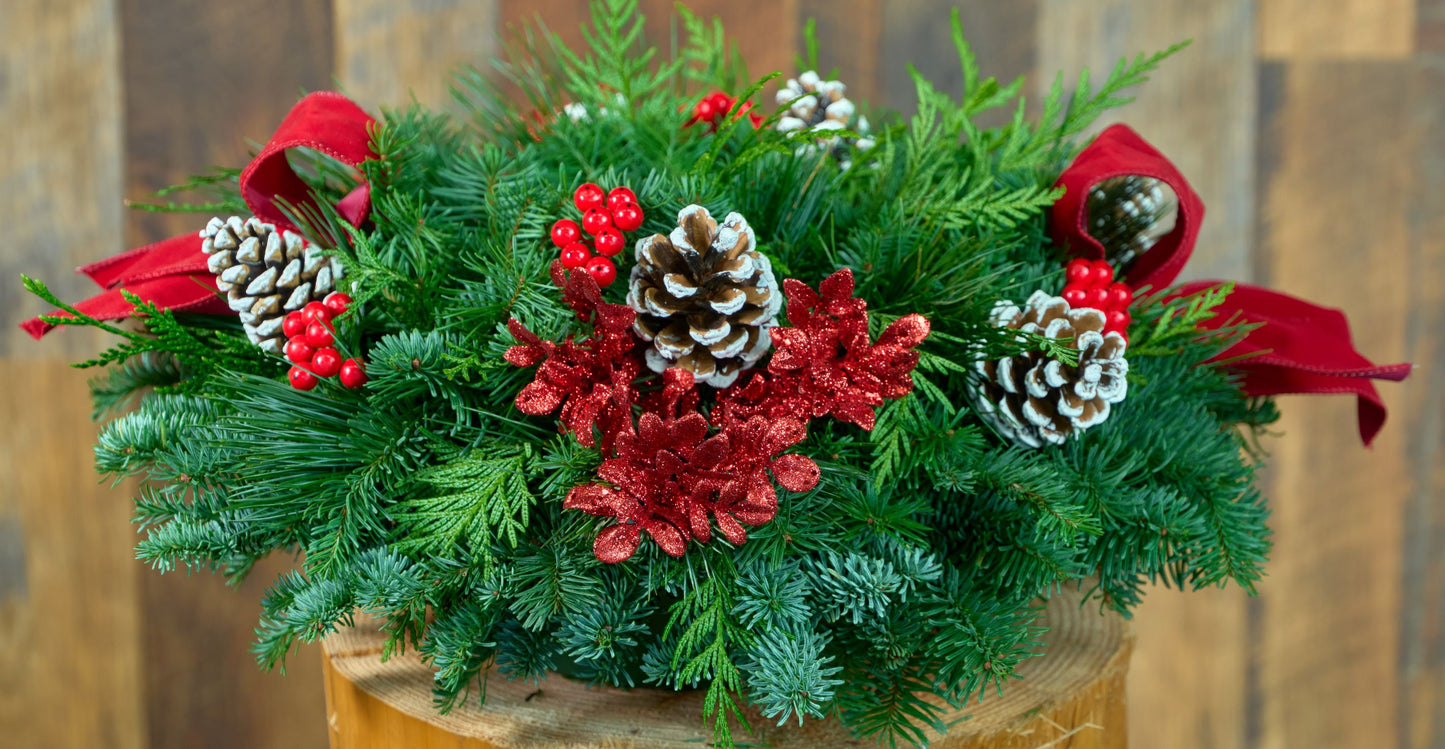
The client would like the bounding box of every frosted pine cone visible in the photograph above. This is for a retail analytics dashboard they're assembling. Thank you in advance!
[202,216,344,354]
[775,71,875,169]
[972,291,1129,448]
[627,205,782,388]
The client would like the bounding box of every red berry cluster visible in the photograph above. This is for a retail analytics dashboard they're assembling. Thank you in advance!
[551,183,645,288]
[1062,258,1133,339]
[684,91,762,132]
[280,293,368,390]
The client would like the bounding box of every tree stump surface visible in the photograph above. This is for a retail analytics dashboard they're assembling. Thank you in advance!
[321,586,1132,749]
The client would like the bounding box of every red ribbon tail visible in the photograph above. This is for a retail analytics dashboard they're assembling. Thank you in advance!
[1178,281,1412,447]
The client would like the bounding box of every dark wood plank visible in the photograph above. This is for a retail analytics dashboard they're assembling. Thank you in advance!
[118,1,335,746]
[1253,59,1416,749]
[878,0,1037,122]
[1397,36,1445,749]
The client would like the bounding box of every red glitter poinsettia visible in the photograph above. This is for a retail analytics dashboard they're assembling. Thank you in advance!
[717,268,931,430]
[505,262,642,450]
[564,369,820,563]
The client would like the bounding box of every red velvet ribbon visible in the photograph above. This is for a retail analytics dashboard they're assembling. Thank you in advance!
[22,91,375,339]
[1055,124,1411,446]
[1051,123,1206,292]
[1176,282,1411,446]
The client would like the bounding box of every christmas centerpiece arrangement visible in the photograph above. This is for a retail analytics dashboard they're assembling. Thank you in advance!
[22,3,1410,746]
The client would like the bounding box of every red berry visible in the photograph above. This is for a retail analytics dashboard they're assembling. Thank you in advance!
[1106,309,1131,332]
[305,321,334,348]
[310,347,342,378]
[1062,288,1088,308]
[606,187,636,211]
[582,208,612,235]
[282,311,307,339]
[585,255,617,286]
[693,99,715,121]
[560,242,592,269]
[1086,288,1109,309]
[573,183,605,212]
[339,359,369,389]
[284,338,315,364]
[709,91,733,110]
[612,203,644,232]
[324,292,352,317]
[288,366,318,391]
[1064,258,1093,286]
[1090,259,1114,287]
[302,301,332,324]
[1106,282,1133,310]
[594,228,625,257]
[551,219,581,248]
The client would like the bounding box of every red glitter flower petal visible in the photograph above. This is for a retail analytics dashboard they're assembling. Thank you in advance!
[715,512,747,545]
[771,453,820,493]
[515,380,565,415]
[877,313,931,349]
[645,520,688,557]
[594,523,641,564]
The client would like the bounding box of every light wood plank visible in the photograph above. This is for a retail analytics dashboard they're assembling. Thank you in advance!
[118,1,335,746]
[1036,3,1258,748]
[1037,0,1259,285]
[0,361,146,749]
[0,0,125,358]
[334,0,500,111]
[1254,59,1415,749]
[1260,0,1416,61]
[798,0,883,104]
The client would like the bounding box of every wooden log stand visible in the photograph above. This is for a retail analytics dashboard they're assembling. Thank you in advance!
[321,587,1132,749]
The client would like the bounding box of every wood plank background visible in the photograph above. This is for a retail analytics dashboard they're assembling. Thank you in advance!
[1,1,1439,747]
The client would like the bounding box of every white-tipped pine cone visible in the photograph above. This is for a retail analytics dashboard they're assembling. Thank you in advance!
[201,216,344,354]
[972,291,1129,448]
[626,205,782,389]
[775,71,875,169]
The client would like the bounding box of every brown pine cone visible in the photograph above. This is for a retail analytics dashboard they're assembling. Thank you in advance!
[201,216,344,354]
[626,205,782,388]
[1086,175,1178,273]
[972,291,1129,448]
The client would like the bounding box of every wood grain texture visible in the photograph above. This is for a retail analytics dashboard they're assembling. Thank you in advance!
[0,0,125,358]
[118,1,335,746]
[322,586,1131,749]
[0,361,146,749]
[1399,52,1445,749]
[334,0,500,111]
[1254,60,1415,749]
[1259,0,1416,60]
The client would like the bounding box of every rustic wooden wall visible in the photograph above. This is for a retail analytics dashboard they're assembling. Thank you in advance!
[1,1,1439,747]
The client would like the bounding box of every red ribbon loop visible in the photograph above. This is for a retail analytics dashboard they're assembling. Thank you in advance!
[1051,124,1205,292]
[23,92,376,340]
[1178,281,1412,446]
